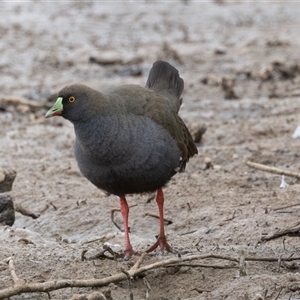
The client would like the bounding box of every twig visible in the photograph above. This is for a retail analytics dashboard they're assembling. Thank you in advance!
[246,161,300,179]
[277,255,282,273]
[81,250,88,261]
[239,250,247,276]
[143,277,151,300]
[144,212,173,225]
[167,263,238,269]
[180,230,197,236]
[244,256,300,262]
[262,288,268,300]
[195,238,203,247]
[261,221,300,241]
[283,237,286,251]
[131,252,148,272]
[0,253,237,299]
[49,202,57,210]
[273,203,300,211]
[192,287,211,293]
[146,193,155,203]
[186,202,192,212]
[2,252,300,299]
[111,204,138,232]
[86,245,122,260]
[4,257,21,284]
[111,208,123,232]
[274,287,283,300]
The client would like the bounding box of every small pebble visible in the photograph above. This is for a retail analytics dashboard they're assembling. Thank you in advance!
[214,165,222,171]
[0,169,17,193]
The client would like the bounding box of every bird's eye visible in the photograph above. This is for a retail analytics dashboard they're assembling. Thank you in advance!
[69,96,76,103]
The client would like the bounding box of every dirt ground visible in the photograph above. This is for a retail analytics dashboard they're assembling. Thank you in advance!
[1,1,300,299]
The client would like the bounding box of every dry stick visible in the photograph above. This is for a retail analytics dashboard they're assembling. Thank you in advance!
[283,237,286,251]
[111,204,138,232]
[277,255,282,273]
[87,245,122,260]
[261,221,300,241]
[262,288,268,300]
[239,250,247,276]
[186,202,192,212]
[191,288,211,294]
[246,161,300,179]
[0,253,237,299]
[131,252,148,272]
[274,287,283,300]
[4,258,22,284]
[244,256,300,262]
[273,203,300,211]
[143,277,151,300]
[180,230,197,236]
[111,208,123,232]
[2,253,300,299]
[144,212,173,225]
[49,202,57,210]
[167,263,238,269]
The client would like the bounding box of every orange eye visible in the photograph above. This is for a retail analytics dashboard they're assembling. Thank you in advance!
[69,96,76,103]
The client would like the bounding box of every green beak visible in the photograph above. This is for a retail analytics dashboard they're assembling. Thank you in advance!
[45,97,63,118]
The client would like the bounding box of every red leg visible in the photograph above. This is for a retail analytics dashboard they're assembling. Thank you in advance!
[119,196,136,258]
[146,188,175,253]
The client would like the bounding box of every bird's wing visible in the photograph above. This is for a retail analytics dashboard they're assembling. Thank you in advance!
[133,91,198,172]
[106,85,198,171]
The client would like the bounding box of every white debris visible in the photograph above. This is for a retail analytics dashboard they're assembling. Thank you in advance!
[280,175,289,188]
[292,124,300,138]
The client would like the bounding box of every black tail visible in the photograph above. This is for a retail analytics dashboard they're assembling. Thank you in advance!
[145,61,184,113]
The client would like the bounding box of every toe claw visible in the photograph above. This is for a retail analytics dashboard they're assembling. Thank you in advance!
[146,235,175,254]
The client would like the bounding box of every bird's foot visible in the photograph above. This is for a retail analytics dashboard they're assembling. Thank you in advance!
[146,235,177,254]
[122,247,138,260]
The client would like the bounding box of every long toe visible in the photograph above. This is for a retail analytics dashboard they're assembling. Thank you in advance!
[146,235,177,254]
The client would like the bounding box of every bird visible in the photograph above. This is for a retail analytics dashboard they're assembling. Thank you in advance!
[45,61,198,258]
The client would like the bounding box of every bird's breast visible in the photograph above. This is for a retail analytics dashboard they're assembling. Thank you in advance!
[73,114,181,195]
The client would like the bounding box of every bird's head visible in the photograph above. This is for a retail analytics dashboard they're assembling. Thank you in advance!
[45,84,100,122]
